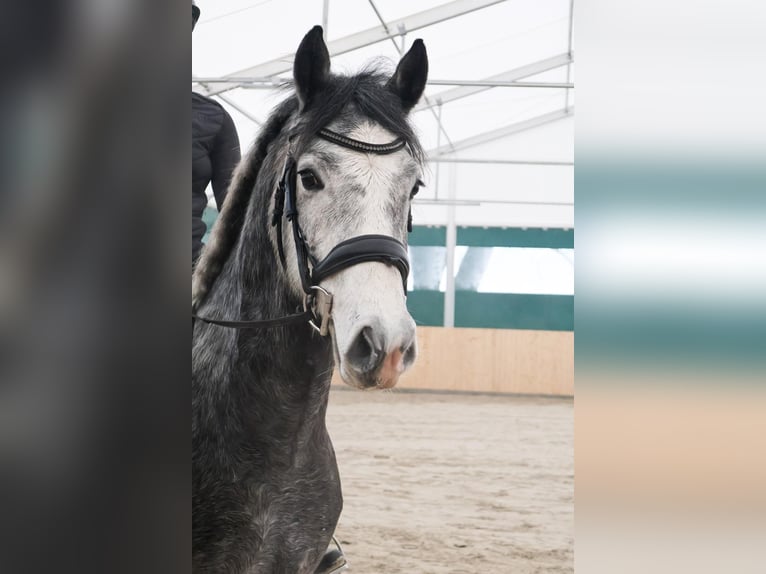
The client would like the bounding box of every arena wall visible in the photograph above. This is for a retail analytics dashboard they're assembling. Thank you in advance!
[332,326,574,396]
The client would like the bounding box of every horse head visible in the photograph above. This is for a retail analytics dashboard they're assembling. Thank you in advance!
[276,26,428,390]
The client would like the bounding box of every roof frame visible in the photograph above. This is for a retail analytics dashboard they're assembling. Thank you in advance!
[415,52,573,111]
[427,107,574,157]
[199,0,508,97]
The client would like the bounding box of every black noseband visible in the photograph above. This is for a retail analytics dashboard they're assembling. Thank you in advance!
[312,234,410,292]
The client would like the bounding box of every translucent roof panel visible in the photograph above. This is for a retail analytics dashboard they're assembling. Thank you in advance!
[193,0,574,229]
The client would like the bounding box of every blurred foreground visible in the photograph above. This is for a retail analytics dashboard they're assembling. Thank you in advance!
[0,3,189,573]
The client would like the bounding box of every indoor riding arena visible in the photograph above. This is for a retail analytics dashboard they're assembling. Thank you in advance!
[194,1,574,571]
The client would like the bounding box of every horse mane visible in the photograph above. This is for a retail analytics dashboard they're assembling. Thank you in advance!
[192,98,298,310]
[191,67,424,310]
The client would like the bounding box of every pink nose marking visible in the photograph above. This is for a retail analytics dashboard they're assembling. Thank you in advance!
[377,349,404,389]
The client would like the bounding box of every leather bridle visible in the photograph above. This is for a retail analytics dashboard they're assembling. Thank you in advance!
[193,127,414,336]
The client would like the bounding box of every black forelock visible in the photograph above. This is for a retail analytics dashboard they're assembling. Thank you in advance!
[285,68,424,164]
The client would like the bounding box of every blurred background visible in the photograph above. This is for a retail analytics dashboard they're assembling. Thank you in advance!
[576,1,766,573]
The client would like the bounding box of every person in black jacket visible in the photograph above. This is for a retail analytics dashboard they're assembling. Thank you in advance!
[192,3,241,268]
[192,93,240,267]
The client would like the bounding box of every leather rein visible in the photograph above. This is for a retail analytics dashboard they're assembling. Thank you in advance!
[193,127,414,336]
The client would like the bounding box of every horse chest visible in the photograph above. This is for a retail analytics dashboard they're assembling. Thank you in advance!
[242,460,342,573]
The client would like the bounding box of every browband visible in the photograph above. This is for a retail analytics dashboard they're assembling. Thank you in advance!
[318,128,407,155]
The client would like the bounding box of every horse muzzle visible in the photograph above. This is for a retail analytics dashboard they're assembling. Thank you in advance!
[341,318,417,389]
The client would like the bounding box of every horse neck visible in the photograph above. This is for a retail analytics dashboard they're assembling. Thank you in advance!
[193,156,335,454]
[236,201,335,392]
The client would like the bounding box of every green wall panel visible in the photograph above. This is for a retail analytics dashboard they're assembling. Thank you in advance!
[408,225,573,248]
[458,227,573,249]
[407,290,573,331]
[204,217,573,250]
[202,206,218,243]
[409,226,447,246]
[455,292,573,331]
[406,291,444,326]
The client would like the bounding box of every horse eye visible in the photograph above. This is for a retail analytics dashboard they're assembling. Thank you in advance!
[298,170,323,191]
[410,179,424,199]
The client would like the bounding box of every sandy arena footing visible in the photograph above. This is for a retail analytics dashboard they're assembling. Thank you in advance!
[327,388,573,574]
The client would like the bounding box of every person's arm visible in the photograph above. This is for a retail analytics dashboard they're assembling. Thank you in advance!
[210,110,241,210]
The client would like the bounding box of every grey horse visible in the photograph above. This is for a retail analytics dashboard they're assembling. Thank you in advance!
[192,26,428,574]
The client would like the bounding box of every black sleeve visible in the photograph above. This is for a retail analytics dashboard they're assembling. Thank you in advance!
[210,110,241,210]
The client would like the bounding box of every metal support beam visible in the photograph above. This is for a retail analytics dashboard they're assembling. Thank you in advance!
[366,0,456,154]
[417,199,480,206]
[427,80,573,88]
[428,157,573,166]
[415,198,573,207]
[201,0,508,97]
[433,101,443,200]
[193,77,573,90]
[322,0,330,40]
[194,77,285,87]
[215,94,262,126]
[427,107,574,157]
[415,53,573,111]
[367,0,388,35]
[566,0,575,109]
[443,163,458,328]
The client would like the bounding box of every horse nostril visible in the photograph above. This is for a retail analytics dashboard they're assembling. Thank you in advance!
[401,336,417,369]
[346,325,385,373]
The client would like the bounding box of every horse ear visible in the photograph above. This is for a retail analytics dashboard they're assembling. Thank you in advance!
[294,26,330,111]
[387,39,428,113]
